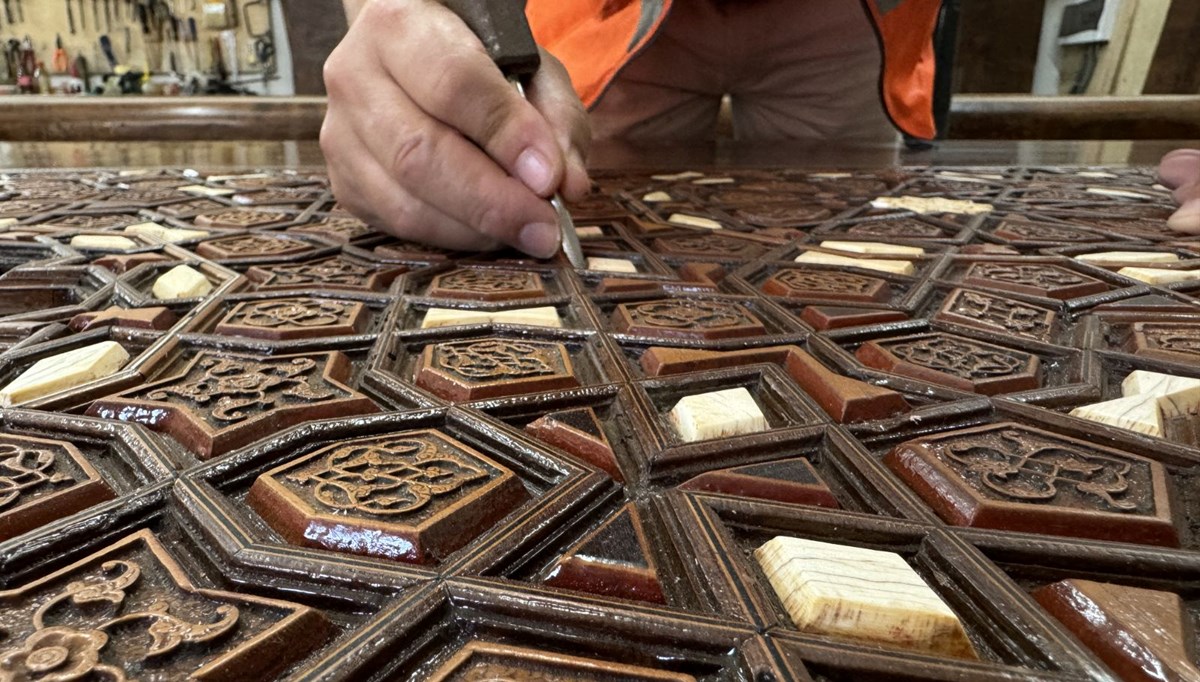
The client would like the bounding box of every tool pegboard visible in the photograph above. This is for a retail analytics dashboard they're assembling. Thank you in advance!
[3,0,291,95]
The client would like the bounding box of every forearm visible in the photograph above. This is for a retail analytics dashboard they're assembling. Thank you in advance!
[343,0,368,22]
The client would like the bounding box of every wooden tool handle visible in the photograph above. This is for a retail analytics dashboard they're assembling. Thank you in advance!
[440,0,539,77]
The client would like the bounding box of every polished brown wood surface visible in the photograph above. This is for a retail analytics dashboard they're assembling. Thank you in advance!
[3,95,1200,143]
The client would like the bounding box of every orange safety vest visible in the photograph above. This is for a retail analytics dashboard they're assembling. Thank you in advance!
[528,0,942,140]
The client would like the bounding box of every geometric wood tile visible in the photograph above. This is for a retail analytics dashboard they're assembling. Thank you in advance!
[960,262,1108,300]
[935,289,1058,342]
[525,407,621,481]
[87,350,379,459]
[248,429,529,564]
[0,434,114,541]
[612,299,767,341]
[246,256,403,293]
[679,457,839,509]
[885,422,1179,546]
[0,530,329,680]
[544,504,665,604]
[1033,579,1200,682]
[428,641,696,681]
[761,267,892,303]
[214,297,368,340]
[1130,322,1200,363]
[426,268,546,302]
[856,332,1041,395]
[415,338,579,401]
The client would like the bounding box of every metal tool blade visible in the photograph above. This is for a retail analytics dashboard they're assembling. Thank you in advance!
[508,77,584,268]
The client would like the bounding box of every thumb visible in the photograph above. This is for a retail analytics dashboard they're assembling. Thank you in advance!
[526,49,592,201]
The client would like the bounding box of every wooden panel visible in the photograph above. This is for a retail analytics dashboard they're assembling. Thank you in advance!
[951,0,1045,94]
[1144,0,1200,94]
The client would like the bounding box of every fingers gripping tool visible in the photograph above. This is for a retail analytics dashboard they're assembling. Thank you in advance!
[440,0,585,267]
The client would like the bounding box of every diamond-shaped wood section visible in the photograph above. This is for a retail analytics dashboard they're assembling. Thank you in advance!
[612,298,767,340]
[856,331,1041,395]
[248,429,529,564]
[885,422,1178,546]
[429,641,697,681]
[959,262,1108,299]
[415,337,579,401]
[87,350,379,459]
[427,267,547,301]
[215,297,369,340]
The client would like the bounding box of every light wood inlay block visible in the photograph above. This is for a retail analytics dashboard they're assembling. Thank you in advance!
[651,171,704,181]
[755,536,978,660]
[587,257,639,273]
[69,234,138,250]
[1118,267,1200,285]
[1069,394,1165,438]
[490,306,563,328]
[124,222,210,243]
[1086,187,1155,200]
[870,196,993,215]
[668,387,768,443]
[420,308,494,329]
[575,226,605,238]
[152,264,214,300]
[809,172,853,179]
[819,241,926,257]
[642,191,672,203]
[421,307,562,329]
[0,341,130,406]
[668,213,723,230]
[0,218,18,227]
[206,173,272,182]
[177,184,235,197]
[1077,171,1119,179]
[692,177,735,185]
[1075,251,1180,265]
[794,250,916,275]
[1121,370,1200,418]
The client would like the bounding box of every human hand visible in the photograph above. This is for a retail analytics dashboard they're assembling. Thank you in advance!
[321,0,591,257]
[1159,149,1200,233]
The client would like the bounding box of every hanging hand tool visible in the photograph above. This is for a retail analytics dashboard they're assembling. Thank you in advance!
[2,0,12,26]
[77,0,86,30]
[66,0,75,34]
[14,0,20,24]
[440,0,585,267]
[53,34,68,73]
[92,0,100,31]
[99,34,117,70]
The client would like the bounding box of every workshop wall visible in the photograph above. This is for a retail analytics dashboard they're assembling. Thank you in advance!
[4,0,293,95]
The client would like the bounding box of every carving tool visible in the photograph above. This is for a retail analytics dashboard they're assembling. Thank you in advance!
[103,0,111,31]
[440,0,585,268]
[66,0,75,34]
[53,35,68,73]
[2,0,10,25]
[77,0,86,30]
[14,0,20,23]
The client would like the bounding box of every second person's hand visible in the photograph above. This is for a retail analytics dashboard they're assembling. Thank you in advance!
[321,0,592,257]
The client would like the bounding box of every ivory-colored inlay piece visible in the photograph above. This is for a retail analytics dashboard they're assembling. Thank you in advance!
[421,307,562,329]
[642,191,673,203]
[870,196,993,215]
[1118,267,1200,285]
[587,257,639,273]
[1069,370,1200,438]
[669,387,768,443]
[575,226,605,238]
[755,536,978,660]
[177,184,235,197]
[651,171,704,182]
[1086,187,1154,200]
[819,241,926,257]
[0,341,130,406]
[69,235,138,250]
[152,264,213,300]
[124,222,210,243]
[794,251,915,276]
[667,213,723,230]
[1074,251,1179,265]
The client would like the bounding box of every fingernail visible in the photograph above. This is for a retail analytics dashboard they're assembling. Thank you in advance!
[516,148,553,195]
[518,222,560,259]
[1168,199,1200,233]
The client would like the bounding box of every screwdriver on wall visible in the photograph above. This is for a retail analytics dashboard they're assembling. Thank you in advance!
[66,0,75,34]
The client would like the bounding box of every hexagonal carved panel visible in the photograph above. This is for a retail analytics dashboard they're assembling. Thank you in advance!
[1130,323,1200,363]
[885,422,1178,546]
[427,268,546,302]
[961,263,1107,300]
[612,299,767,340]
[0,530,329,680]
[761,267,891,303]
[196,234,317,260]
[415,338,578,401]
[247,256,402,292]
[428,641,696,681]
[248,429,529,564]
[0,434,113,541]
[856,332,1040,395]
[215,297,368,340]
[88,351,378,458]
[935,289,1056,342]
